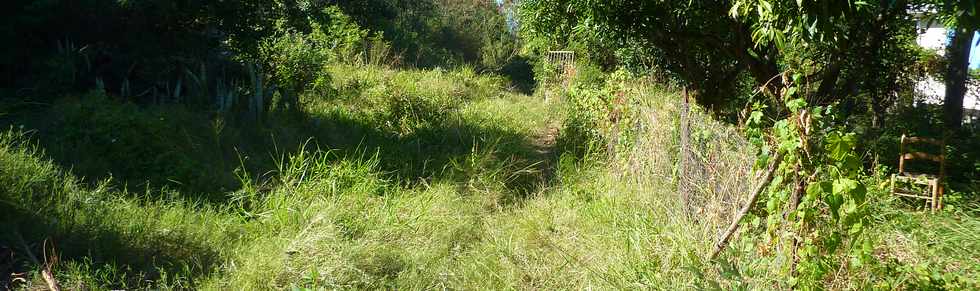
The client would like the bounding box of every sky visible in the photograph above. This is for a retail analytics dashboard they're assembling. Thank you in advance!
[972,31,980,69]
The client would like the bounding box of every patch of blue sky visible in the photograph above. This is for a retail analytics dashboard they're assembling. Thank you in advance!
[971,31,979,69]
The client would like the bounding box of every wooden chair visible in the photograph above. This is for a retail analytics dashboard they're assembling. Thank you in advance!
[891,134,946,211]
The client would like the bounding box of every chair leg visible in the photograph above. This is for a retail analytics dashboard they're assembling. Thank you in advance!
[922,184,934,212]
[890,175,896,195]
[937,184,944,210]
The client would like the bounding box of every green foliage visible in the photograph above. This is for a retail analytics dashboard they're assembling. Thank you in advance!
[559,68,638,157]
[561,86,606,154]
[518,0,758,110]
[436,0,520,71]
[744,75,879,287]
[311,6,371,59]
[730,0,869,49]
[919,0,980,28]
[320,0,519,70]
[261,31,324,99]
[520,0,928,127]
[253,5,380,114]
[1,0,516,117]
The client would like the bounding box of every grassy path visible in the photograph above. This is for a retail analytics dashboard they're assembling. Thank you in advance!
[530,121,561,185]
[1,65,585,290]
[0,66,734,290]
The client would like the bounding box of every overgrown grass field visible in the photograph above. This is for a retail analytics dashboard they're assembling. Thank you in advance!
[2,64,978,290]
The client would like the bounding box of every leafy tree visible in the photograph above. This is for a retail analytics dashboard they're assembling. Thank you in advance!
[518,0,919,120]
[519,0,767,112]
[945,27,975,130]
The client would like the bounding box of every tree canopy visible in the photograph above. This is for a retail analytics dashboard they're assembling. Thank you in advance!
[519,0,971,126]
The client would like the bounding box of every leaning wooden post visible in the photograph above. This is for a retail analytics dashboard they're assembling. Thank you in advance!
[708,150,785,260]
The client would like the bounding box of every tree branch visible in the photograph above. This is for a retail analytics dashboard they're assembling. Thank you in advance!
[708,150,785,261]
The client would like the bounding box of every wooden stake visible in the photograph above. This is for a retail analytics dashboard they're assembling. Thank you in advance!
[708,151,785,260]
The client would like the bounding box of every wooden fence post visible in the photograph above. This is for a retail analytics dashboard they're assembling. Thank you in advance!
[678,86,692,215]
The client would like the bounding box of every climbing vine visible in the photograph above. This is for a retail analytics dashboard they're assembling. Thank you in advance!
[746,72,874,288]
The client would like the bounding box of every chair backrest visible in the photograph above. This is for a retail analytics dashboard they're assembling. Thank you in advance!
[898,134,945,177]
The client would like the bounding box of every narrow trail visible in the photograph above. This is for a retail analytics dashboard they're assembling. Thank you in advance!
[531,121,560,185]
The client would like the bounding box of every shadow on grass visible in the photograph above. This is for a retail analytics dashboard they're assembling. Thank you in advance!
[0,208,224,290]
[307,108,557,206]
[1,95,558,207]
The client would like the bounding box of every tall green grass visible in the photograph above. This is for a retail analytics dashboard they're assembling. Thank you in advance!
[2,64,978,290]
[1,64,558,289]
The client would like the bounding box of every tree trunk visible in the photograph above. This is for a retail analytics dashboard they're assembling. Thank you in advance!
[945,27,974,131]
[248,62,264,122]
[870,95,887,129]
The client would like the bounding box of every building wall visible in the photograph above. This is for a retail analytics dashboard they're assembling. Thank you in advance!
[916,19,950,53]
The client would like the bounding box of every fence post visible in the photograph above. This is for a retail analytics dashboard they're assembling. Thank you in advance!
[678,86,692,215]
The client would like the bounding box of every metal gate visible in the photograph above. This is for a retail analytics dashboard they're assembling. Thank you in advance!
[546,50,576,79]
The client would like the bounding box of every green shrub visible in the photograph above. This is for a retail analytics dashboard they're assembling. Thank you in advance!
[309,6,371,61]
[261,30,326,112]
[571,61,607,89]
[260,6,374,112]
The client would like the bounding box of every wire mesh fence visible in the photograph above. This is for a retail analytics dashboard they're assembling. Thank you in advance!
[621,87,760,229]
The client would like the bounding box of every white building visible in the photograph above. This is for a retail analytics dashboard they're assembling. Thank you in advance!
[913,14,980,123]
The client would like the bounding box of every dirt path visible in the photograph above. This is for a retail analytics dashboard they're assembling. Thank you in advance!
[531,122,560,184]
